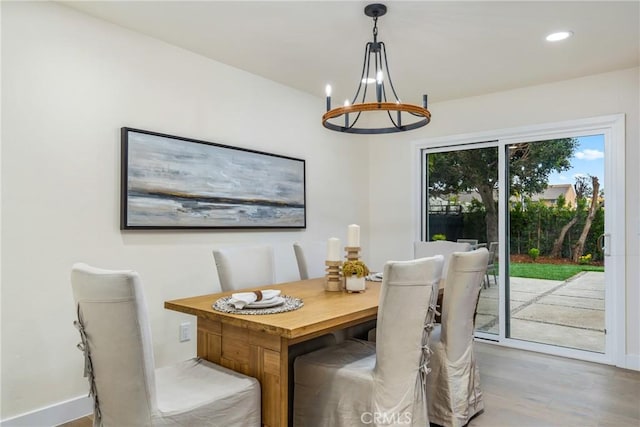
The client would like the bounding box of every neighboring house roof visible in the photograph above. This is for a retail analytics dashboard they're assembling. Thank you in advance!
[530,184,577,206]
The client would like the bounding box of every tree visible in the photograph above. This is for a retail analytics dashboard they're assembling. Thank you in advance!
[549,202,584,258]
[427,139,578,244]
[550,208,580,258]
[572,175,601,262]
[574,175,592,198]
[550,176,590,258]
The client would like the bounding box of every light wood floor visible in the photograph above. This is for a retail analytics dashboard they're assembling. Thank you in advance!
[469,342,639,426]
[60,341,640,426]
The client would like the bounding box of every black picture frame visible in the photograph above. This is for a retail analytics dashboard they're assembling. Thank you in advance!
[121,128,306,229]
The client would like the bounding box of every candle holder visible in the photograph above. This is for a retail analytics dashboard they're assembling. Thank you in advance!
[325,260,342,292]
[345,246,361,262]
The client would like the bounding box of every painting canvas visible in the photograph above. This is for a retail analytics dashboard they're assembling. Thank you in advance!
[121,128,306,229]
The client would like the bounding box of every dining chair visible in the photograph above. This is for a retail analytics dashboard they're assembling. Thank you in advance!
[215,244,336,426]
[366,242,464,342]
[457,238,479,249]
[213,245,275,291]
[293,241,327,279]
[414,240,471,282]
[426,248,489,427]
[293,256,443,427]
[484,241,499,288]
[70,263,260,426]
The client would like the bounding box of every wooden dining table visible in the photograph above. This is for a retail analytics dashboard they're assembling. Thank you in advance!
[164,278,382,427]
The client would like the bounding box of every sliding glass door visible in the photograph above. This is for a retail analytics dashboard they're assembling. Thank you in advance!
[420,115,622,364]
[506,136,606,353]
[422,142,499,337]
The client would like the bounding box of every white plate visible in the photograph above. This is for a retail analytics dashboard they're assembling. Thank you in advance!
[246,296,285,308]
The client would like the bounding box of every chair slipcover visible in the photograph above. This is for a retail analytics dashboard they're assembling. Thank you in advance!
[367,242,473,343]
[71,263,260,426]
[293,256,443,427]
[213,245,275,291]
[413,241,471,282]
[214,245,336,426]
[293,241,327,280]
[426,248,489,427]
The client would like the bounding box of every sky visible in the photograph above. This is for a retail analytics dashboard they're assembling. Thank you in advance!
[547,134,605,190]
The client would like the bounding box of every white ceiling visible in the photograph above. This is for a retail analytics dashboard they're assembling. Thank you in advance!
[61,1,639,105]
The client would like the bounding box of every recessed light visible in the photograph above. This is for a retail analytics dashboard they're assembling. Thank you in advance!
[546,31,573,42]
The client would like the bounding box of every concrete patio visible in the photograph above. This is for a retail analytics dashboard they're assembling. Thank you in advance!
[475,271,605,353]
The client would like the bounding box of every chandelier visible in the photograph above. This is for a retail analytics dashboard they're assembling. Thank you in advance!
[322,3,431,135]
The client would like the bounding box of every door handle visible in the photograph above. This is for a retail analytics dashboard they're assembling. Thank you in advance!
[597,233,611,256]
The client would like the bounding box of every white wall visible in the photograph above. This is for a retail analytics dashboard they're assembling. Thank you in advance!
[0,2,370,420]
[2,1,638,422]
[368,67,640,364]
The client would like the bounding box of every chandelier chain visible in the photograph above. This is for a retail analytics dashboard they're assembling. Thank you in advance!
[373,16,378,39]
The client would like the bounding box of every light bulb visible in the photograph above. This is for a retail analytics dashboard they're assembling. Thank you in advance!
[546,31,573,42]
[376,70,383,84]
[325,84,332,97]
[344,99,350,106]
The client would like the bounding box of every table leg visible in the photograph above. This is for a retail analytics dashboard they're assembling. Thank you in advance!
[197,318,288,427]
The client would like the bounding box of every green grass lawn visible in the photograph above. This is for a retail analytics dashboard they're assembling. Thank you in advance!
[508,262,604,281]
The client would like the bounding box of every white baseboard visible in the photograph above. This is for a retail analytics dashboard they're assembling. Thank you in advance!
[624,353,640,371]
[0,395,92,427]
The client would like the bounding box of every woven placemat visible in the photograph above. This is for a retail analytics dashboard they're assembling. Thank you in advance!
[212,295,303,315]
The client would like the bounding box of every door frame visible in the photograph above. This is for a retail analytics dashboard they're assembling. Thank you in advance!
[413,114,626,367]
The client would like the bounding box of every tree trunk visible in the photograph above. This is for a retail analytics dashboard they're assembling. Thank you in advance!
[550,216,578,258]
[572,176,600,262]
[478,183,498,244]
[537,211,541,250]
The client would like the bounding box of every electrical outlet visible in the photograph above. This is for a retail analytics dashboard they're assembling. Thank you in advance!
[179,322,191,342]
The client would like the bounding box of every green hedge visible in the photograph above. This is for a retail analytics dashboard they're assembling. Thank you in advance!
[428,197,604,261]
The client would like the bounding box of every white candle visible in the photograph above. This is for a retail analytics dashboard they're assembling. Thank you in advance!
[327,237,341,261]
[347,224,360,247]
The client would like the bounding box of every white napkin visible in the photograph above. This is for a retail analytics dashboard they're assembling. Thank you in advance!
[228,289,281,309]
[365,272,383,282]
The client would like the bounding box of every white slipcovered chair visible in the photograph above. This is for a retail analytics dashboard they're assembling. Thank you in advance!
[212,245,275,291]
[293,241,327,280]
[214,244,336,426]
[293,256,443,427]
[71,263,260,427]
[426,248,489,427]
[366,242,470,343]
[414,240,471,282]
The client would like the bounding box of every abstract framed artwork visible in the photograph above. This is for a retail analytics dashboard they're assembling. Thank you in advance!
[121,128,306,229]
